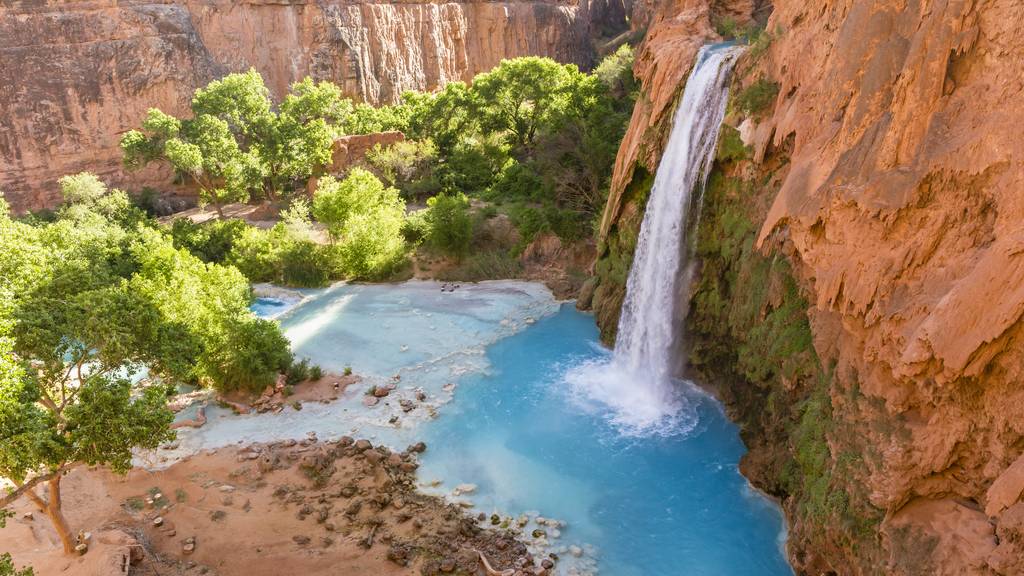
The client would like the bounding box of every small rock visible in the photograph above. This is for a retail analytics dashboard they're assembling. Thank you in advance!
[362,396,379,407]
[415,390,427,402]
[75,543,88,555]
[182,537,196,555]
[569,545,583,558]
[219,485,235,493]
[408,441,427,453]
[541,559,555,569]
[152,516,164,527]
[452,483,477,496]
[22,512,33,520]
[372,386,390,398]
[364,450,384,465]
[354,439,372,452]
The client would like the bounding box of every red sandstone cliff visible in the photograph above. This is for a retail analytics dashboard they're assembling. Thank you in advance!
[0,0,625,212]
[595,0,1024,573]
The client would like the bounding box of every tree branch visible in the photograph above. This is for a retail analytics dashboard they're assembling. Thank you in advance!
[1,468,65,509]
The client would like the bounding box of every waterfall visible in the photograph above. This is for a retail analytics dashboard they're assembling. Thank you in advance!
[565,44,743,437]
[615,43,743,381]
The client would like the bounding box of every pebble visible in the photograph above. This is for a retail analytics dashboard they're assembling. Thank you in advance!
[362,396,379,407]
[452,483,477,496]
[569,545,583,558]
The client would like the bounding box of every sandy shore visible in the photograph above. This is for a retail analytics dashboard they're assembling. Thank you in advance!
[4,435,552,576]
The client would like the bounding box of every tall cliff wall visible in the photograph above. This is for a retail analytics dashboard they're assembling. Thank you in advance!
[589,0,1024,574]
[0,0,625,212]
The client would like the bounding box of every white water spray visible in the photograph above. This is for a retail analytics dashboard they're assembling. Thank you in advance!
[567,44,743,437]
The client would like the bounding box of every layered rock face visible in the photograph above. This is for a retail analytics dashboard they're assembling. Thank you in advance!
[0,0,624,212]
[592,0,1024,573]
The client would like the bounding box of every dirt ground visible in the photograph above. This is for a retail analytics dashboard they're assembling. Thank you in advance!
[4,436,549,576]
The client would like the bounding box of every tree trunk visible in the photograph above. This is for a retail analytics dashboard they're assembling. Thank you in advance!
[44,476,76,555]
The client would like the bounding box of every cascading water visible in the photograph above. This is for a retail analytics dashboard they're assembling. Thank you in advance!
[567,43,744,437]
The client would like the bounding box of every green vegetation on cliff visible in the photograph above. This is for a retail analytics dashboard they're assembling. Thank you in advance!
[687,140,884,566]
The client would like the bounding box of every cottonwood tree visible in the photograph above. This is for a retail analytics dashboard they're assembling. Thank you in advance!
[121,71,352,213]
[0,176,291,554]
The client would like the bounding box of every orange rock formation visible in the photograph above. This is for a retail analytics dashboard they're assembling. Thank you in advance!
[0,0,625,212]
[597,0,1024,573]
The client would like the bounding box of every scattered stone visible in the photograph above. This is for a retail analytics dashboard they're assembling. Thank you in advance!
[292,535,311,546]
[440,558,456,573]
[152,516,164,527]
[182,537,196,555]
[362,396,379,407]
[354,439,372,452]
[372,386,390,398]
[415,390,427,402]
[541,558,555,569]
[75,543,88,555]
[399,399,415,412]
[408,441,427,453]
[21,512,32,520]
[532,529,547,539]
[364,450,384,465]
[569,545,583,558]
[338,436,354,447]
[219,485,235,493]
[452,483,477,496]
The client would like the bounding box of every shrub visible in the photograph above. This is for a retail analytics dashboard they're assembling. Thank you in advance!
[228,225,282,281]
[487,160,549,202]
[734,78,780,117]
[365,139,441,200]
[337,203,407,280]
[401,209,430,244]
[280,239,331,287]
[286,358,311,385]
[437,250,523,281]
[309,364,323,381]
[170,218,247,263]
[425,193,474,257]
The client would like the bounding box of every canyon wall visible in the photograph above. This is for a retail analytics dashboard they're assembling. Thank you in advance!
[589,0,1024,574]
[0,0,625,212]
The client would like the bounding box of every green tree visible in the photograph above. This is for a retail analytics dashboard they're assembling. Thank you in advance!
[311,168,399,242]
[0,203,174,554]
[336,202,407,279]
[122,71,349,212]
[471,57,579,151]
[425,192,474,257]
[0,180,295,554]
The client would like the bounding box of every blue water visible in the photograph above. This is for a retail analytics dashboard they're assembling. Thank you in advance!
[417,304,791,576]
[251,297,293,318]
[173,281,791,575]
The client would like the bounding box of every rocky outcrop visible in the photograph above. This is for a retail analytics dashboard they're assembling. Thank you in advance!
[0,0,626,212]
[592,0,1024,573]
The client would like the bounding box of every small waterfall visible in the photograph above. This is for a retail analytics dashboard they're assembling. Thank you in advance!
[566,44,743,437]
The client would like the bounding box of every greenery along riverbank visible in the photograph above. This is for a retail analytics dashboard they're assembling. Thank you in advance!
[120,48,637,286]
